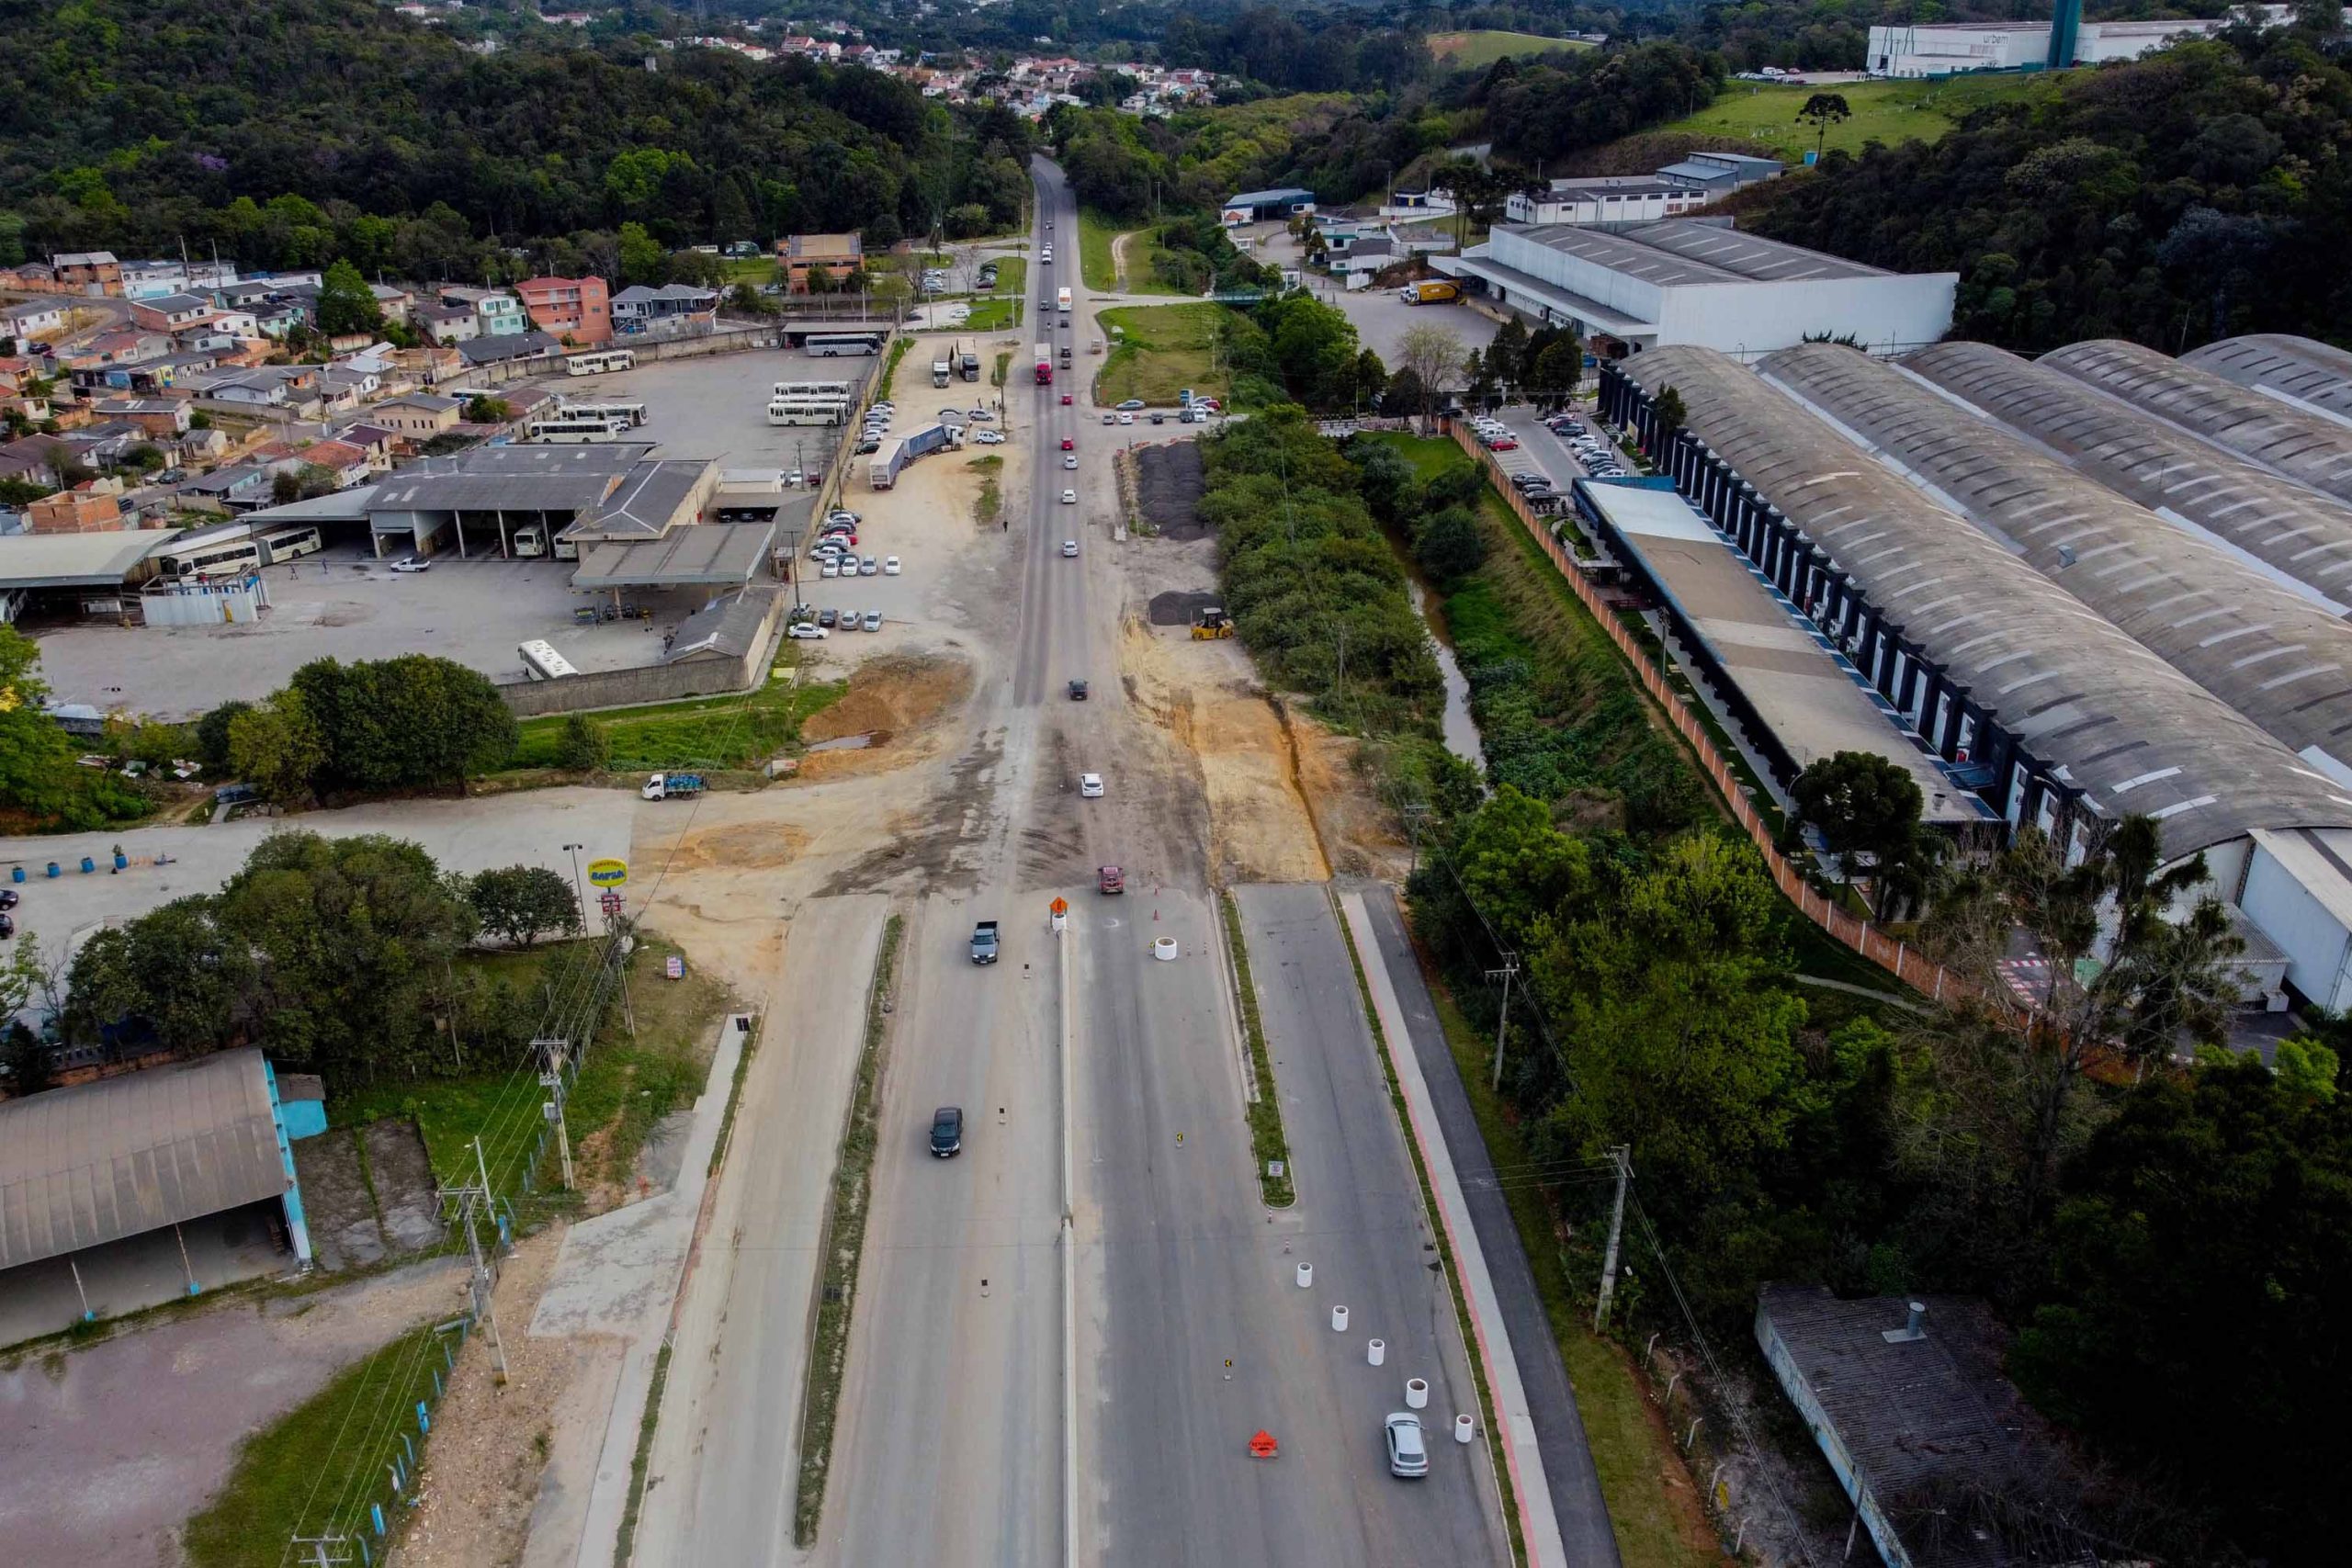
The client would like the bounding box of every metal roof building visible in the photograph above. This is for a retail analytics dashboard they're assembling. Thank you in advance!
[1759,343,2352,784]
[1440,220,1956,358]
[0,529,175,592]
[1899,340,2352,610]
[2039,338,2352,510]
[1600,346,2352,1009]
[2180,333,2352,423]
[571,520,778,590]
[0,1048,311,1275]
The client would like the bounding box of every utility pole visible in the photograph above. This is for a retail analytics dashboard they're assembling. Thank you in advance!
[537,1037,576,1191]
[289,1533,359,1566]
[560,842,586,921]
[1593,1144,1632,1331]
[441,1138,511,1385]
[1486,952,1520,1092]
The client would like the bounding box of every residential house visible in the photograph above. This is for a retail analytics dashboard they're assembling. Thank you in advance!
[61,330,175,371]
[514,275,613,344]
[0,393,51,427]
[611,284,718,333]
[332,423,399,471]
[456,331,561,369]
[52,252,123,295]
[94,398,192,438]
[130,293,222,333]
[414,302,479,345]
[321,366,381,403]
[437,287,527,337]
[28,483,127,534]
[373,393,465,444]
[175,464,275,513]
[118,259,189,299]
[370,283,414,325]
[0,299,67,342]
[780,232,863,293]
[0,263,58,292]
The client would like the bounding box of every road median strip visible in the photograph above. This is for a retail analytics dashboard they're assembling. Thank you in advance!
[1217,889,1295,1207]
[792,910,905,1548]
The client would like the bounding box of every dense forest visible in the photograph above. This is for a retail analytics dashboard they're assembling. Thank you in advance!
[0,0,1034,277]
[1742,21,2352,348]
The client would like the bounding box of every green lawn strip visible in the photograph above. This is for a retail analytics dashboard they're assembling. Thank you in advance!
[720,257,777,286]
[968,453,1003,524]
[1077,208,1123,290]
[1419,978,1720,1568]
[183,1324,447,1568]
[1428,28,1593,67]
[1125,227,1195,299]
[1218,890,1295,1208]
[1326,891,1525,1562]
[512,672,846,772]
[794,911,904,1547]
[1662,73,2055,160]
[1095,303,1230,406]
[962,298,1017,333]
[612,1339,673,1568]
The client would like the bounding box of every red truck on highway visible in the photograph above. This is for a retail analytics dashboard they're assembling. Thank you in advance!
[1034,343,1052,385]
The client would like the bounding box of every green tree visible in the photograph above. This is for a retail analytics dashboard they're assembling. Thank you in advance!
[194,701,252,772]
[0,625,75,816]
[462,395,513,423]
[228,691,326,805]
[1395,324,1463,429]
[1530,337,1583,404]
[314,258,383,337]
[1412,503,1488,585]
[1487,316,1530,391]
[290,655,518,793]
[2009,1052,2352,1563]
[468,865,582,949]
[1532,834,1806,1197]
[1796,92,1851,158]
[617,221,666,287]
[119,442,165,474]
[214,832,478,1082]
[1453,784,1589,953]
[62,896,254,1055]
[1787,750,1938,918]
[1650,385,1687,450]
[556,712,611,772]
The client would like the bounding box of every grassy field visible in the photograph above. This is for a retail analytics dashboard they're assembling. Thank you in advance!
[511,666,845,772]
[721,256,777,286]
[1427,28,1593,67]
[182,1325,447,1568]
[1667,73,2056,159]
[1096,303,1230,406]
[1077,208,1124,291]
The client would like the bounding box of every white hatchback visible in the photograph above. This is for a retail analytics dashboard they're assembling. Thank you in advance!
[1079,773,1104,798]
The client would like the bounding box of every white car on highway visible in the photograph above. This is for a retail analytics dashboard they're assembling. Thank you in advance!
[1079,773,1104,798]
[1063,455,1078,469]
[1061,540,1079,558]
[1061,489,1077,504]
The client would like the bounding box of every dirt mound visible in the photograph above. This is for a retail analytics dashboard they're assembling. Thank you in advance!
[1135,442,1207,538]
[662,819,810,873]
[1148,590,1224,627]
[803,652,970,744]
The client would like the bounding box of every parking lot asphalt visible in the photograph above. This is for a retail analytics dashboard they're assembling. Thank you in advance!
[554,346,871,487]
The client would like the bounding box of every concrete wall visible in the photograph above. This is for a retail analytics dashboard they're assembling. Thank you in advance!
[1657,276,1956,357]
[493,590,784,716]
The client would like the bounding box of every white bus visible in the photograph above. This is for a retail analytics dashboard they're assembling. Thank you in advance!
[558,400,648,428]
[566,349,636,376]
[766,399,849,427]
[774,378,855,399]
[257,525,323,564]
[527,413,629,443]
[803,332,885,358]
[518,640,579,681]
[156,528,262,581]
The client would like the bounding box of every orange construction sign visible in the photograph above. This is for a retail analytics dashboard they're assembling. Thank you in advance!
[1247,1429,1279,1459]
[1049,897,1069,916]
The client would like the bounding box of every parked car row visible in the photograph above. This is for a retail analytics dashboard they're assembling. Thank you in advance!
[1549,412,1626,478]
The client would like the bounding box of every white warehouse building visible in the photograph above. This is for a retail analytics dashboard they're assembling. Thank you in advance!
[1438,220,1955,361]
[1867,9,2352,77]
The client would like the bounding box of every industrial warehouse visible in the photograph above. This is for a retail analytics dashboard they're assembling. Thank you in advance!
[1598,333,2352,1012]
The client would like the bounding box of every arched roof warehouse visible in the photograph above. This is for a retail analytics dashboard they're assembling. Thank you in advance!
[1758,343,2352,782]
[1901,340,2352,610]
[1613,344,2352,860]
[2181,333,2352,424]
[2039,338,2352,511]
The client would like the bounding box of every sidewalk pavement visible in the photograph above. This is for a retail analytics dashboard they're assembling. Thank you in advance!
[1343,886,1623,1568]
[520,1009,752,1568]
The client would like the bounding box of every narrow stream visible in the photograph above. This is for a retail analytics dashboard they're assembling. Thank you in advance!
[1406,574,1487,773]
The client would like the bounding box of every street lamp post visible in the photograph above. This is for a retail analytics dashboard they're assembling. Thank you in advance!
[561,842,586,924]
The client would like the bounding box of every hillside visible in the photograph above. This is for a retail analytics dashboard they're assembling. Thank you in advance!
[1427,29,1593,68]
[0,0,1032,273]
[1657,73,2059,160]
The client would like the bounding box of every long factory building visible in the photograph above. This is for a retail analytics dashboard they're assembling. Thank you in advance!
[1597,338,2352,1010]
